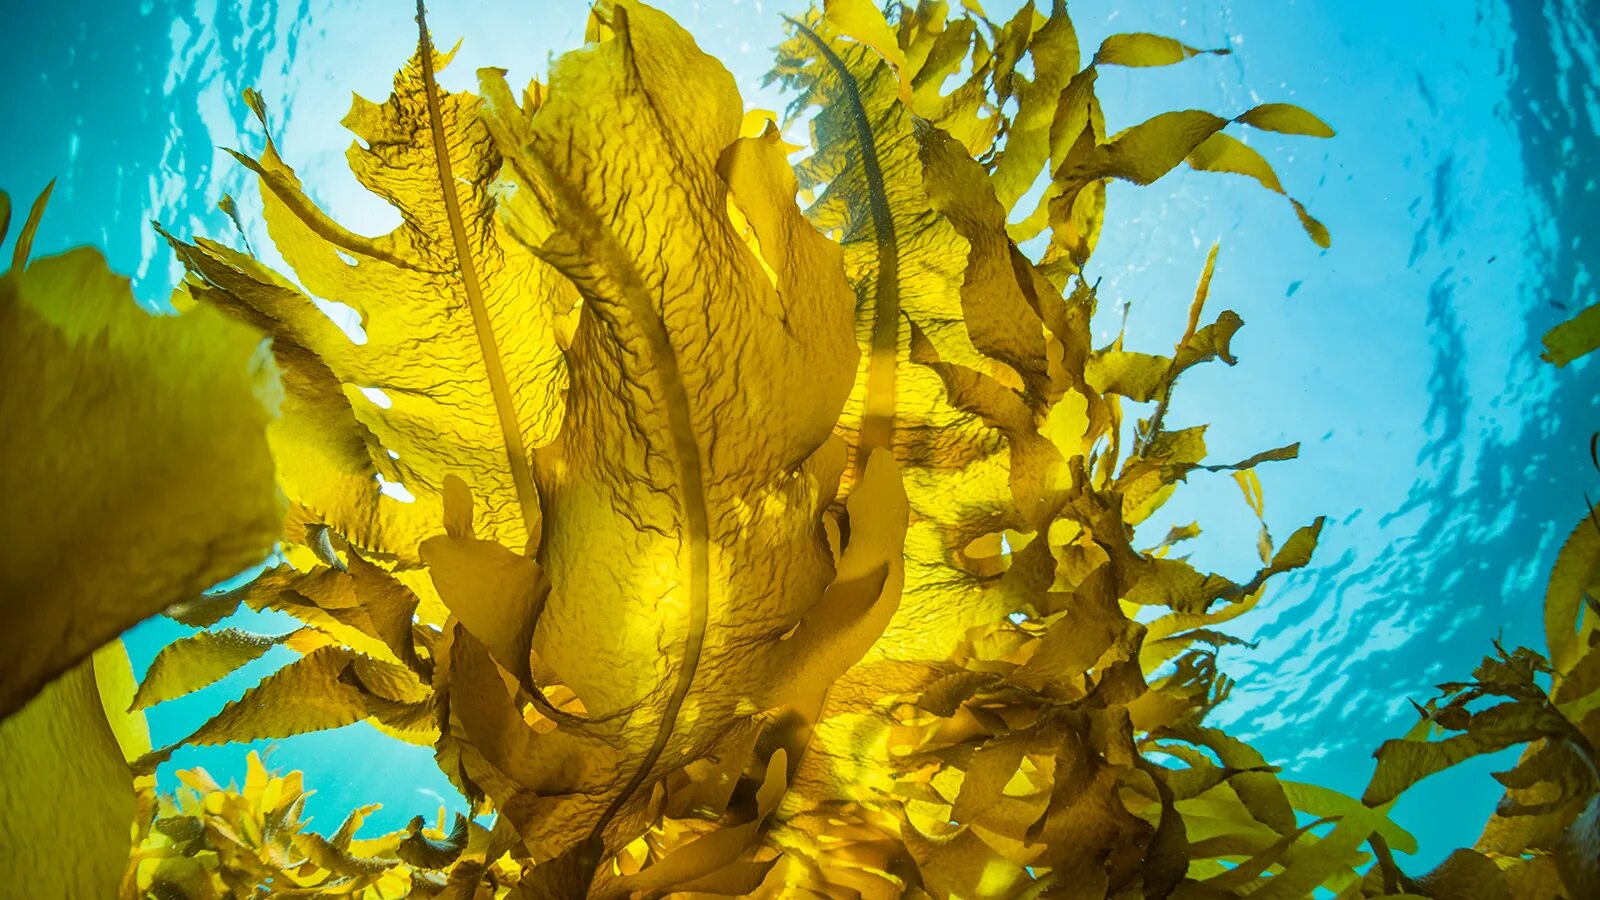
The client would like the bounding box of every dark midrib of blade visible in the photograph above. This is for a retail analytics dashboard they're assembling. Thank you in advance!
[788,16,902,479]
[416,0,540,544]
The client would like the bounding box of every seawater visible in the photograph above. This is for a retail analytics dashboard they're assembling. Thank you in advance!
[5,0,1595,871]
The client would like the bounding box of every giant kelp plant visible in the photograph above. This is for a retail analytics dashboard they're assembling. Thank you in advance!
[0,0,1596,898]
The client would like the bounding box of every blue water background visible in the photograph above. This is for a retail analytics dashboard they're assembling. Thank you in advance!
[4,0,1596,870]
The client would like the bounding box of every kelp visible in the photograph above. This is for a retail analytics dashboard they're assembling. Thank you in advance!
[9,0,1587,897]
[1543,302,1600,367]
[0,184,282,721]
[1343,436,1600,896]
[121,750,509,898]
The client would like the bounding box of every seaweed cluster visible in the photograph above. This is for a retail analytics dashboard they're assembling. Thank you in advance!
[1,1,1596,898]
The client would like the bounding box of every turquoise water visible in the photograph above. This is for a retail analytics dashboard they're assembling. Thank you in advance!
[5,0,1595,873]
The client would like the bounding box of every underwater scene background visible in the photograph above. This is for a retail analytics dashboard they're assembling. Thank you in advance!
[4,0,1596,878]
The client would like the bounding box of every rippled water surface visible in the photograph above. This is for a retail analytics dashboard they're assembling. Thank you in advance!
[6,0,1595,869]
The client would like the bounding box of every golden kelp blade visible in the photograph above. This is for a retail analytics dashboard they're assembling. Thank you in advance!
[163,20,576,566]
[0,241,281,720]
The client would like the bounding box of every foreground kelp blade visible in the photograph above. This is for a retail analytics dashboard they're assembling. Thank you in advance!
[0,197,281,720]
[1,653,136,898]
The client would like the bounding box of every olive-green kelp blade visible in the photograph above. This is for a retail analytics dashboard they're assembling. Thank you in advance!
[0,209,282,720]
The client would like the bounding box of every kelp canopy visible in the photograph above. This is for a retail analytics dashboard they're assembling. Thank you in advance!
[0,1,1596,898]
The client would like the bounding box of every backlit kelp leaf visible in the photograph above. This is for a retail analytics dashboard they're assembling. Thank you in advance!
[130,628,283,711]
[1186,133,1331,250]
[1038,109,1330,283]
[1094,32,1229,68]
[1,655,135,899]
[919,122,1051,392]
[419,475,544,690]
[0,206,281,721]
[1280,780,1417,855]
[94,640,154,764]
[1158,725,1296,835]
[218,554,427,670]
[771,4,982,468]
[164,22,576,565]
[1048,106,1332,259]
[1234,103,1337,138]
[137,645,369,773]
[477,0,893,863]
[987,2,1082,210]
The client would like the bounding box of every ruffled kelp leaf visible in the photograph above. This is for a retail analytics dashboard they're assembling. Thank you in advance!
[474,0,901,865]
[0,200,281,721]
[161,16,577,565]
[233,555,425,670]
[0,655,135,899]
